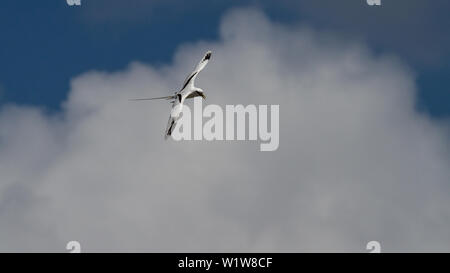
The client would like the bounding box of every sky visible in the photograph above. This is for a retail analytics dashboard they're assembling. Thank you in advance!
[0,1,449,252]
[0,0,449,117]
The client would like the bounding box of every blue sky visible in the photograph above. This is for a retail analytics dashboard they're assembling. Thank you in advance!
[0,0,449,117]
[1,1,450,252]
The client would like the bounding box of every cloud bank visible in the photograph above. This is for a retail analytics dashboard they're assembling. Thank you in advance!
[0,8,449,252]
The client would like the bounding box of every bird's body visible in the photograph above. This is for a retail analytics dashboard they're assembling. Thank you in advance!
[130,51,212,139]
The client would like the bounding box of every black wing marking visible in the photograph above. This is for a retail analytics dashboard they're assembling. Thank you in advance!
[167,120,175,136]
[181,72,197,91]
[203,51,211,61]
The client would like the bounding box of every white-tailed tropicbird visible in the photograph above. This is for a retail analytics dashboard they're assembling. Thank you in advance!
[130,51,212,139]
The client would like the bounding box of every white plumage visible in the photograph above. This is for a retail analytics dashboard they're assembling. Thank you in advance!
[130,51,212,139]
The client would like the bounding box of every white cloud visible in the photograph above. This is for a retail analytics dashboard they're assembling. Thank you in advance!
[0,8,449,252]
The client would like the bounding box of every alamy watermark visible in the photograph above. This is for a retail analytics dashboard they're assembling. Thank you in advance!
[66,241,81,253]
[66,0,81,6]
[65,240,381,253]
[66,0,379,7]
[367,0,381,6]
[366,241,381,253]
[169,98,279,152]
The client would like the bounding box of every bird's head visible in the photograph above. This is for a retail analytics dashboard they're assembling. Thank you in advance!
[196,88,206,100]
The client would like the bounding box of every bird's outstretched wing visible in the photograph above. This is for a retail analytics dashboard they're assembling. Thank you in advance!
[179,51,212,91]
[165,114,181,140]
[129,95,175,101]
[164,96,185,139]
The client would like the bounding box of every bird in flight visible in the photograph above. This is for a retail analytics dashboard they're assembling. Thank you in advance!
[130,51,212,139]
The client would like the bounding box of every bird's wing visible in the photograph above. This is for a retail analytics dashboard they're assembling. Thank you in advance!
[164,96,185,139]
[179,51,212,91]
[129,95,175,101]
[164,115,178,140]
